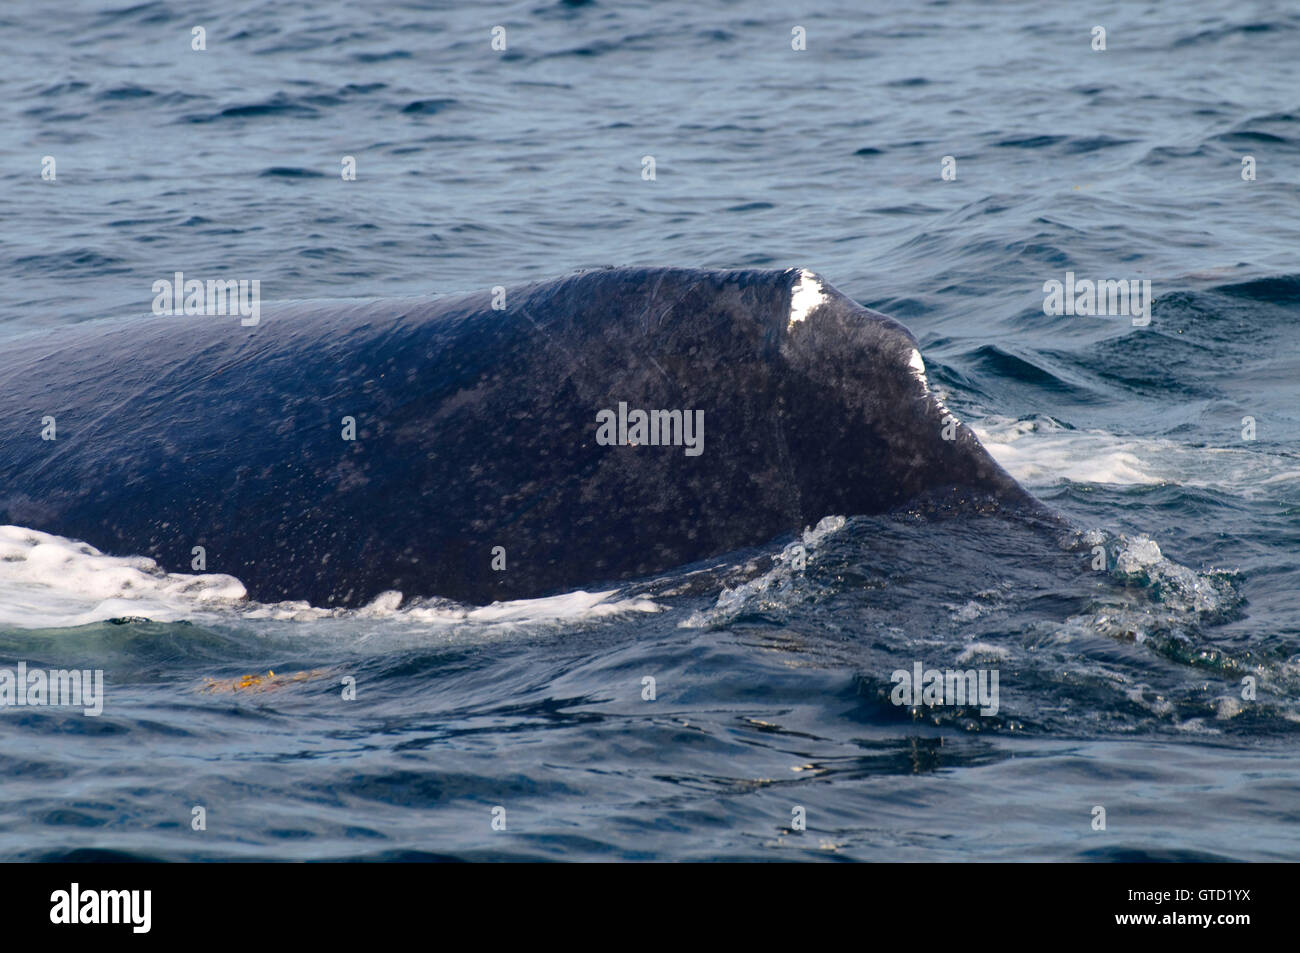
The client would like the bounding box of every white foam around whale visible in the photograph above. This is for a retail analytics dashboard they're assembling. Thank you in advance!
[680,515,846,629]
[973,414,1300,493]
[0,525,661,630]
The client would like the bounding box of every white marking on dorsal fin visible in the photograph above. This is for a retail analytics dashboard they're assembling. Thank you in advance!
[787,268,827,331]
[908,348,926,377]
[908,348,958,423]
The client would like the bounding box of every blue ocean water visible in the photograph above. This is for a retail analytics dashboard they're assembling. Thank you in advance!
[1,0,1298,861]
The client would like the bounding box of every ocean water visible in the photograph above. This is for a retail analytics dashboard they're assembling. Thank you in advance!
[1,0,1299,861]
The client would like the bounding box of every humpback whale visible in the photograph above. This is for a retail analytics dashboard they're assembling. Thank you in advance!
[0,268,1049,607]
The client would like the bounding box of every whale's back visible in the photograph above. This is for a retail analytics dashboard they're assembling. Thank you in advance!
[0,268,1044,606]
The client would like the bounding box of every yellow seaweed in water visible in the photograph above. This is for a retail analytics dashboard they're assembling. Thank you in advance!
[200,668,330,695]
